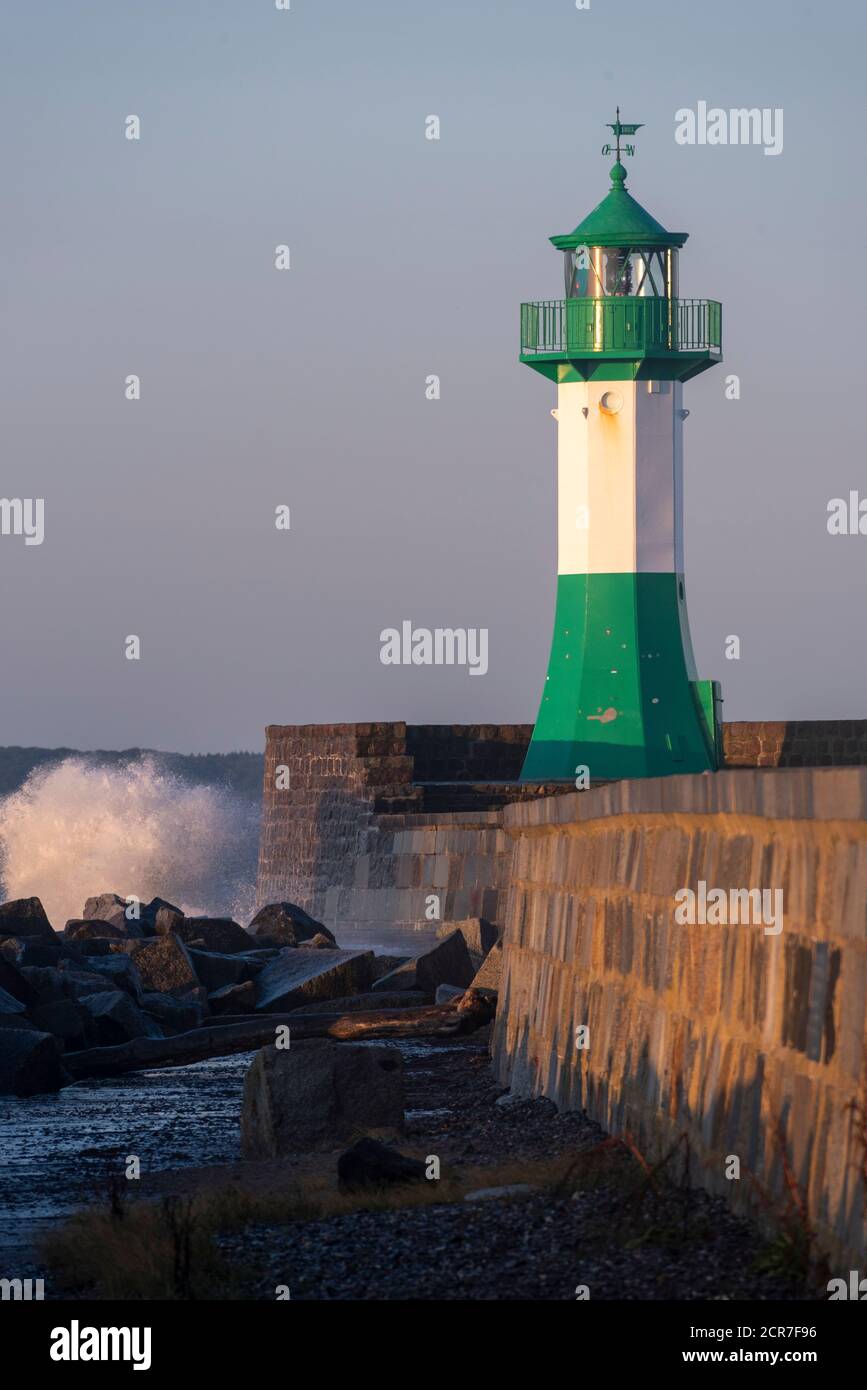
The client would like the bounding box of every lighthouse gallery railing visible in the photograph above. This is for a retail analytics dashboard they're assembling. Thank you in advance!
[520,298,722,357]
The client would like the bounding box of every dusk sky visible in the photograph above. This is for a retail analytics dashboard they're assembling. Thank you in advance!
[1,0,864,753]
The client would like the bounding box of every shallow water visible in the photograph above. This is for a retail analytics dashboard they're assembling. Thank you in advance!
[0,973,453,1281]
[0,1051,257,1277]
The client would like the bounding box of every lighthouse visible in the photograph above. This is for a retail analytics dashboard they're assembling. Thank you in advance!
[520,113,723,783]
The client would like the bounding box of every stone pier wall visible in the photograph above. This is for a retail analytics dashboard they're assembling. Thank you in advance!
[723,720,867,768]
[256,723,419,918]
[257,722,867,1266]
[492,769,867,1271]
[256,722,537,928]
[327,811,511,935]
[257,719,867,928]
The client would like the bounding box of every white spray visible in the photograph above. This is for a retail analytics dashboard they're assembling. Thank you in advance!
[0,757,259,930]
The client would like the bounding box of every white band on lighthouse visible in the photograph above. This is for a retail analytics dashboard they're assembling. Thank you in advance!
[555,379,685,577]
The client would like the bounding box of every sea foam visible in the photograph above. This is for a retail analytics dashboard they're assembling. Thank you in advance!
[0,756,259,929]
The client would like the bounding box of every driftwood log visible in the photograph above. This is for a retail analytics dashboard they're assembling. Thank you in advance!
[62,989,496,1080]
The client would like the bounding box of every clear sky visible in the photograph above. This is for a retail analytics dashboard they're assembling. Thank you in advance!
[1,0,864,753]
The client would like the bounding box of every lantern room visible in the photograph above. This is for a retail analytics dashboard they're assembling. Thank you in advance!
[553,153,687,303]
[564,243,679,299]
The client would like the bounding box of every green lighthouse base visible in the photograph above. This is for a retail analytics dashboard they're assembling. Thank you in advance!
[520,572,721,782]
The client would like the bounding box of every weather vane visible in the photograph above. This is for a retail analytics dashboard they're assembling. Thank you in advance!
[601,106,643,161]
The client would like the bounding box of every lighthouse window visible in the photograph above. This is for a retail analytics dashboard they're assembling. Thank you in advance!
[607,249,636,295]
[564,245,592,297]
[565,246,678,299]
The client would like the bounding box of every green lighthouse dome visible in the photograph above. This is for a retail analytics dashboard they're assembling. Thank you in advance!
[551,159,688,252]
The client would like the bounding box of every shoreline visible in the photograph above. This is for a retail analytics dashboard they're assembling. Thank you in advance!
[39,1031,817,1302]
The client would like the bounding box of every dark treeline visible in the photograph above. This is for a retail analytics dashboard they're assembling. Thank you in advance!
[0,747,265,800]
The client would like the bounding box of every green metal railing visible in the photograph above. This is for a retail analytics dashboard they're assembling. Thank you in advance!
[520,298,722,357]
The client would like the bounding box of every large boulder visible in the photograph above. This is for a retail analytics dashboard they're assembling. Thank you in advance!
[469,938,502,993]
[0,1012,37,1033]
[140,991,206,1034]
[0,956,37,1008]
[0,985,28,1020]
[60,975,119,1003]
[167,917,253,954]
[17,965,65,1005]
[79,991,163,1045]
[73,939,114,958]
[1,936,81,968]
[125,935,199,997]
[208,980,256,1015]
[152,902,186,937]
[372,930,475,995]
[370,961,417,991]
[436,918,500,972]
[142,897,183,934]
[337,1137,427,1191]
[0,1029,70,1095]
[187,948,263,993]
[247,903,336,949]
[370,954,411,983]
[81,893,183,937]
[0,898,55,942]
[416,930,477,990]
[82,892,126,924]
[63,918,129,943]
[29,999,93,1049]
[80,893,144,937]
[75,954,144,999]
[254,949,375,1013]
[240,1039,404,1157]
[56,964,124,1001]
[20,965,116,1005]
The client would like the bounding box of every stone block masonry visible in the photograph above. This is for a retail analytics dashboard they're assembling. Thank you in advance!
[405,724,531,782]
[257,723,419,919]
[256,723,541,929]
[257,720,867,929]
[492,768,867,1271]
[724,720,867,768]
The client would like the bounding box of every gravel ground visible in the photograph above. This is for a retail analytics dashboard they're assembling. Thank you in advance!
[209,1033,812,1301]
[21,1029,815,1301]
[219,1189,797,1302]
